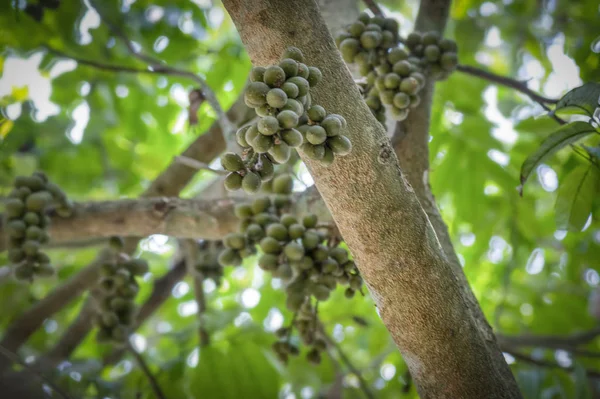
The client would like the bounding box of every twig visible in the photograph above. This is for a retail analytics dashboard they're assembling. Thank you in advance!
[457,64,559,105]
[362,0,384,17]
[127,340,168,399]
[44,46,153,74]
[0,344,73,399]
[497,327,600,350]
[182,240,210,347]
[321,330,375,399]
[506,349,600,379]
[175,156,228,175]
[88,0,236,146]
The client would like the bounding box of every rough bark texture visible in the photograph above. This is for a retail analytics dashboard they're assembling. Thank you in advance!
[393,0,523,395]
[222,1,522,397]
[0,189,331,245]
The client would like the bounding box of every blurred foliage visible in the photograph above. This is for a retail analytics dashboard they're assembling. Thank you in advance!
[0,0,599,398]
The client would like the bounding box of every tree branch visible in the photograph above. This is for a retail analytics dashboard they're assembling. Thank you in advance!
[504,349,600,379]
[174,156,229,175]
[127,341,168,399]
[362,0,384,17]
[497,327,600,351]
[0,189,331,249]
[457,64,559,105]
[183,240,210,347]
[88,0,236,147]
[222,0,521,396]
[44,46,155,75]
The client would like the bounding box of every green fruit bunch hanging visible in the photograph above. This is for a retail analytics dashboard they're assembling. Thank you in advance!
[221,46,352,195]
[4,171,73,282]
[195,240,226,287]
[94,237,149,345]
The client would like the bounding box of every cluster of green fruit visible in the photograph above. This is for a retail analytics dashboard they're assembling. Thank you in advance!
[217,170,362,364]
[3,172,72,282]
[336,12,400,75]
[218,174,296,267]
[94,237,149,345]
[195,240,225,287]
[272,301,328,365]
[222,47,352,194]
[405,31,458,80]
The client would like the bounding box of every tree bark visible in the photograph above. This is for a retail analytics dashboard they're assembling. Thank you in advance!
[221,1,522,397]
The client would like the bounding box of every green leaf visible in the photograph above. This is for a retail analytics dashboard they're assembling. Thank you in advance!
[583,145,600,161]
[185,342,280,399]
[573,362,592,399]
[554,82,600,117]
[555,164,600,231]
[520,121,598,188]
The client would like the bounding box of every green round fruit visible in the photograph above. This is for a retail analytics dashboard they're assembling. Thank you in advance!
[127,258,149,276]
[7,220,26,238]
[224,232,246,250]
[236,125,251,148]
[258,116,280,136]
[439,38,458,52]
[349,275,363,290]
[279,58,298,78]
[251,197,271,214]
[14,263,34,282]
[321,115,342,137]
[245,81,270,106]
[388,47,409,64]
[22,240,40,256]
[224,172,243,191]
[384,73,401,89]
[393,92,410,109]
[282,98,304,116]
[365,95,381,110]
[284,242,304,261]
[273,174,294,194]
[235,204,254,218]
[410,94,421,108]
[266,223,288,241]
[221,152,245,172]
[406,32,422,49]
[301,143,325,160]
[422,31,440,46]
[321,147,335,166]
[268,143,291,164]
[393,60,412,76]
[266,88,288,108]
[307,105,326,122]
[250,66,266,82]
[258,253,278,270]
[328,135,352,156]
[256,104,276,117]
[245,124,260,146]
[391,106,409,121]
[260,236,282,254]
[281,82,299,98]
[296,63,310,79]
[246,224,265,241]
[348,21,365,37]
[242,172,261,194]
[252,133,274,153]
[400,77,420,95]
[288,223,306,240]
[277,110,299,129]
[306,125,327,145]
[286,77,309,97]
[8,248,25,263]
[410,72,426,89]
[264,66,286,87]
[25,225,44,240]
[282,46,304,62]
[311,284,330,301]
[280,128,303,147]
[257,157,275,182]
[306,67,322,87]
[218,248,242,267]
[440,52,458,71]
[360,30,382,49]
[339,38,360,62]
[424,44,441,62]
[25,191,53,212]
[280,214,297,227]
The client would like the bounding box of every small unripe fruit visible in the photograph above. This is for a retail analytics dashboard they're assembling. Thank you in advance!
[422,31,440,46]
[286,76,310,97]
[393,92,411,109]
[279,58,298,78]
[245,81,270,106]
[242,172,261,194]
[306,126,327,145]
[424,44,441,62]
[301,143,325,160]
[277,110,299,129]
[282,98,304,116]
[284,242,304,261]
[224,232,246,250]
[307,105,326,122]
[234,204,254,219]
[282,46,304,62]
[360,30,382,49]
[269,142,291,164]
[345,288,355,298]
[281,82,299,98]
[218,248,242,267]
[252,133,274,153]
[384,73,401,89]
[25,191,53,211]
[258,253,279,270]
[250,66,266,82]
[400,77,420,95]
[339,38,360,62]
[263,66,286,87]
[267,223,288,241]
[258,116,280,136]
[273,174,294,195]
[307,67,322,87]
[280,128,303,147]
[221,152,245,172]
[328,135,352,156]
[260,237,282,254]
[224,172,243,191]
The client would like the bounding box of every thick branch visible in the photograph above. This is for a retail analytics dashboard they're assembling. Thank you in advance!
[457,64,559,105]
[222,0,521,397]
[0,190,331,247]
[183,240,210,347]
[497,328,600,350]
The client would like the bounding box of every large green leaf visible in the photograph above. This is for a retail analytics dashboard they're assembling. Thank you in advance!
[520,121,598,189]
[185,342,280,399]
[555,164,600,231]
[554,82,600,117]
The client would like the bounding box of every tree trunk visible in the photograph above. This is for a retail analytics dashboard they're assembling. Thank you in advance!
[221,1,523,397]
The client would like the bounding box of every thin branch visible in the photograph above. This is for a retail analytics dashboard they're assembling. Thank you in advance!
[321,330,375,399]
[497,327,600,350]
[362,0,384,16]
[457,64,559,105]
[88,0,236,146]
[175,156,228,175]
[0,344,73,399]
[127,341,167,399]
[44,46,153,74]
[506,349,600,379]
[182,240,210,347]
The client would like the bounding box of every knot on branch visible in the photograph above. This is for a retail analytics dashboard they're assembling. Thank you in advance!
[152,198,176,219]
[377,141,394,165]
